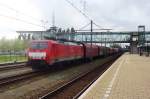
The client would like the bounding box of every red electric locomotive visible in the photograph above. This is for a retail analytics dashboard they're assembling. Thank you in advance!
[27,40,85,69]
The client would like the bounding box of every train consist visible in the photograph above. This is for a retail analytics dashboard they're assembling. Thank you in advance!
[27,40,121,69]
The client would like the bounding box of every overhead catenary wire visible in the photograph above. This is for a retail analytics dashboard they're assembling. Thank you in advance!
[78,22,91,30]
[0,14,44,27]
[93,22,104,29]
[0,3,48,23]
[64,0,91,21]
[64,0,105,30]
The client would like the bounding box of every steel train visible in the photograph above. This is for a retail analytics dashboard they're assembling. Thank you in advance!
[27,40,120,69]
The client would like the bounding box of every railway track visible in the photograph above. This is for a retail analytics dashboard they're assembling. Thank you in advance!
[40,54,120,99]
[0,71,39,87]
[0,61,26,66]
[0,62,28,71]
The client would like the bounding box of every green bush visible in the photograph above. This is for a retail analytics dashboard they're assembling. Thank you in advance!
[0,38,29,63]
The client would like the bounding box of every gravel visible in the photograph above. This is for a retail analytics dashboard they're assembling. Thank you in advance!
[0,56,114,99]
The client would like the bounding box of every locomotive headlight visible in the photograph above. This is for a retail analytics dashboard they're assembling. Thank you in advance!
[41,52,46,59]
[42,52,46,57]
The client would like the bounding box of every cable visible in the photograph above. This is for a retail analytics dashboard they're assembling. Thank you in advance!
[0,3,48,23]
[0,14,44,27]
[93,22,104,29]
[65,0,91,21]
[78,22,90,30]
[64,0,106,30]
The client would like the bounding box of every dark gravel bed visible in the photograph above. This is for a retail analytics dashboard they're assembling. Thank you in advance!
[0,67,32,81]
[0,67,32,75]
[45,56,118,99]
[0,56,116,99]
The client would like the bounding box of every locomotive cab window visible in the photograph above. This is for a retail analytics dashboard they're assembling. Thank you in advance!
[31,42,48,49]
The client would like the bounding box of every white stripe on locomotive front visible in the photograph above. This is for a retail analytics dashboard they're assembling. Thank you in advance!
[29,52,46,59]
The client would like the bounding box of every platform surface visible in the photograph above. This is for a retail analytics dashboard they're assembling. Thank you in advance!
[79,53,150,99]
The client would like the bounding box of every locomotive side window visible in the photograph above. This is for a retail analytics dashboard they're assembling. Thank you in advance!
[31,42,48,49]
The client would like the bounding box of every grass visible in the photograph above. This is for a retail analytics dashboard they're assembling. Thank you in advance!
[0,55,27,63]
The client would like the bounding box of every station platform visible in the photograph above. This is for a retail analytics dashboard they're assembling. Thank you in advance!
[79,53,150,99]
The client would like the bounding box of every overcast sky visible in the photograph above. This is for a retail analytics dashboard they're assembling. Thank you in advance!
[0,0,150,39]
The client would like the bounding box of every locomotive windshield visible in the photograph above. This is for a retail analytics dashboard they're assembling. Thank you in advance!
[31,42,48,49]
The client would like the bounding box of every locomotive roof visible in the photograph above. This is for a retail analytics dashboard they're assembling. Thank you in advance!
[31,40,57,43]
[31,40,81,46]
